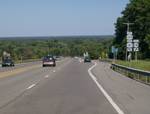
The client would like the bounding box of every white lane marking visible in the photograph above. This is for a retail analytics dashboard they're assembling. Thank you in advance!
[26,84,36,90]
[88,62,124,114]
[53,70,56,73]
[45,75,49,78]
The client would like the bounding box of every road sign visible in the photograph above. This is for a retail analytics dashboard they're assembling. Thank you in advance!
[134,47,139,51]
[127,39,132,43]
[133,39,139,51]
[134,43,139,48]
[127,32,132,35]
[133,39,139,43]
[127,34,133,39]
[127,47,132,52]
[115,48,118,53]
[127,42,133,48]
[111,46,115,53]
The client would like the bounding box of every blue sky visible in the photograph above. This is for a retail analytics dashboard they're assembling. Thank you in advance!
[0,0,129,37]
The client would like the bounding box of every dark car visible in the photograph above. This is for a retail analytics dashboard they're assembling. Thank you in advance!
[2,59,15,67]
[84,56,91,63]
[42,56,56,67]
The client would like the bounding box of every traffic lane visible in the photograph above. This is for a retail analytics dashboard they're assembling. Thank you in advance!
[0,61,42,73]
[0,57,64,72]
[92,61,150,114]
[0,58,64,78]
[0,59,117,114]
[0,58,71,109]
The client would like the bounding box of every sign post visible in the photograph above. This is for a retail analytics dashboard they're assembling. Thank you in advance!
[112,46,118,62]
[126,32,133,61]
[124,22,140,61]
[123,22,134,61]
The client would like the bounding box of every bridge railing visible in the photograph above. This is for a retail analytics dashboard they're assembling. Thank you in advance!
[111,63,150,84]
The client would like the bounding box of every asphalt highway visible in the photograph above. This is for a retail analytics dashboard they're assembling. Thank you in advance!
[0,58,150,114]
[0,61,41,72]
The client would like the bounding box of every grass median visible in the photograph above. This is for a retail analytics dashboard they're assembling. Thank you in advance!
[115,60,150,71]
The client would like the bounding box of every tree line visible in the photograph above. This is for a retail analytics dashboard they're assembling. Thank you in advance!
[0,37,112,61]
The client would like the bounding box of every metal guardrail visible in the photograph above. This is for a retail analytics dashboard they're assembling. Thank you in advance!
[111,63,150,84]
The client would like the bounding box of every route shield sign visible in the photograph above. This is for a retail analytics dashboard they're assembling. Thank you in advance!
[134,43,139,48]
[133,39,139,51]
[127,42,133,48]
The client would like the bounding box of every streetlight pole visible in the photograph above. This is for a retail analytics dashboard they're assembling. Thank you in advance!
[123,22,134,61]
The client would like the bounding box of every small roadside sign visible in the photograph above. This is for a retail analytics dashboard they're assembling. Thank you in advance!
[127,42,133,48]
[127,32,132,35]
[127,34,133,39]
[127,39,132,43]
[127,47,132,52]
[111,46,115,53]
[134,43,139,48]
[134,47,139,52]
[115,48,118,53]
[133,39,139,43]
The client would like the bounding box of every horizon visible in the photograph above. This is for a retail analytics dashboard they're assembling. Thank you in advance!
[0,35,114,40]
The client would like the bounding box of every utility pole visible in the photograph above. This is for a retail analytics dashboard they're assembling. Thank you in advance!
[123,22,134,32]
[123,22,134,61]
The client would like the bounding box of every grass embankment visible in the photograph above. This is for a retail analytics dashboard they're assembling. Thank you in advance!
[115,60,150,71]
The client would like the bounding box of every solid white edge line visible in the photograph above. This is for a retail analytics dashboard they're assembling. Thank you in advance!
[26,84,36,90]
[88,62,124,114]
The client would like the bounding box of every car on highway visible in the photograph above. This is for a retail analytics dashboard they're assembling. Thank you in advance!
[84,56,91,63]
[42,55,56,67]
[2,58,15,67]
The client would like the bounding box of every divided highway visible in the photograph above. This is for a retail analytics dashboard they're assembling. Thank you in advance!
[0,58,150,114]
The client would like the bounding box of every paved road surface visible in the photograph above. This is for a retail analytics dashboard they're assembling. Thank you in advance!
[93,62,150,114]
[0,61,41,72]
[0,58,117,114]
[0,58,150,114]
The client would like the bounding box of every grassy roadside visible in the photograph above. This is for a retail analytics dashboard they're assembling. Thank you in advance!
[115,60,150,71]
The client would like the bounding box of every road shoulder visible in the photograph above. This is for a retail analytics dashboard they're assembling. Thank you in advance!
[92,61,150,114]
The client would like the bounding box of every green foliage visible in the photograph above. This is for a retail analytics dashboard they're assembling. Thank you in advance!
[114,0,150,59]
[116,60,150,71]
[0,37,112,61]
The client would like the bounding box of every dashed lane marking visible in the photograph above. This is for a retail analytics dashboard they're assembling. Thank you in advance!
[26,84,36,90]
[45,75,49,78]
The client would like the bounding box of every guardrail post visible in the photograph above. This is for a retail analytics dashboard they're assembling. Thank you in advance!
[138,73,140,80]
[146,76,148,83]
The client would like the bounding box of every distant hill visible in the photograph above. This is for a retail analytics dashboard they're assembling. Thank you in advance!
[0,35,114,40]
